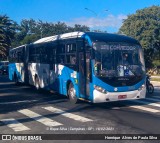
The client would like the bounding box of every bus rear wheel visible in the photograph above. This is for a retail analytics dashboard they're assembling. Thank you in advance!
[68,83,78,104]
[14,74,19,85]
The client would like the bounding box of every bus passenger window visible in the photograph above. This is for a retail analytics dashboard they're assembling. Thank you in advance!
[66,55,76,65]
[57,55,65,64]
[66,43,76,53]
[60,58,64,64]
[71,55,76,64]
[57,44,65,54]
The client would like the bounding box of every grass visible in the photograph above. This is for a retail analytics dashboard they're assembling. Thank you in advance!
[150,78,160,82]
[153,60,160,66]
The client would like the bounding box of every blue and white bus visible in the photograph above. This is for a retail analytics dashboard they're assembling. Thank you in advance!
[9,32,146,103]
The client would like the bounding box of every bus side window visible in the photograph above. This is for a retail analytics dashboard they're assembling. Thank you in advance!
[39,45,47,63]
[57,43,65,54]
[57,41,65,64]
[49,49,56,63]
[57,55,65,64]
[29,45,36,63]
[17,50,24,63]
[66,43,76,53]
[48,42,57,64]
[71,55,76,64]
[66,54,76,65]
[66,43,77,65]
[49,47,56,70]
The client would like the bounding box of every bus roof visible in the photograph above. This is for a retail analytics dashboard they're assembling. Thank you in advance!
[33,31,139,45]
[34,32,85,44]
[10,44,26,51]
[85,32,139,44]
[12,32,140,49]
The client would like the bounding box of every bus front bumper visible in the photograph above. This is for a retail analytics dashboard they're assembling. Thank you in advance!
[93,88,146,103]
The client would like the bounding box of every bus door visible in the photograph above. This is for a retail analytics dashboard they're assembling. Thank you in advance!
[79,52,91,98]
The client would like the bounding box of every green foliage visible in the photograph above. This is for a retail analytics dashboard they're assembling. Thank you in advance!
[119,5,160,68]
[0,15,90,58]
[0,15,17,59]
[12,19,90,47]
[153,60,160,66]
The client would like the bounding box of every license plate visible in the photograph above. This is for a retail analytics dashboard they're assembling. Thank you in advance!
[118,95,127,99]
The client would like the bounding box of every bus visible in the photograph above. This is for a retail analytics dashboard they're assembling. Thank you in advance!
[9,32,146,103]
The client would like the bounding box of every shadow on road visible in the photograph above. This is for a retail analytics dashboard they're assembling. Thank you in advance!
[0,75,160,129]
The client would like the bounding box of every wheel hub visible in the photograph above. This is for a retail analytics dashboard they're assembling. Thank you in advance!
[69,88,75,99]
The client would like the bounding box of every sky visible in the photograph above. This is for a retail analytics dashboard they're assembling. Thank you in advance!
[0,0,159,33]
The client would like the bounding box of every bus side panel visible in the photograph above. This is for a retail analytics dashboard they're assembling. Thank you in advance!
[53,64,79,97]
[19,63,25,82]
[9,63,24,82]
[9,63,16,81]
[38,63,49,89]
[28,63,50,88]
[28,63,34,85]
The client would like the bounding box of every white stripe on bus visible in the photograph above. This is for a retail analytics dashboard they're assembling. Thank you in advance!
[42,106,93,122]
[1,118,30,132]
[18,109,62,127]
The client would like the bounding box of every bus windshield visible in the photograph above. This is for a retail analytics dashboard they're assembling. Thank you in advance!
[93,42,145,78]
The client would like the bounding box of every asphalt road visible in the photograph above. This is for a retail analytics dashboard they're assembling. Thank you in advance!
[0,75,160,143]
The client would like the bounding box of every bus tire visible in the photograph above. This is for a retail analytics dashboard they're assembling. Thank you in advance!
[68,82,78,104]
[14,74,19,85]
[147,84,154,94]
[35,76,40,90]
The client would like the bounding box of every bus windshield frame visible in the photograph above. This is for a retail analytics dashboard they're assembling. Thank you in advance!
[93,41,145,81]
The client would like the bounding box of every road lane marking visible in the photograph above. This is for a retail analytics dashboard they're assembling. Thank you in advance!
[0,100,38,105]
[0,99,67,105]
[146,98,160,102]
[42,106,93,122]
[1,118,30,132]
[131,100,160,107]
[129,105,160,113]
[18,109,62,127]
[43,99,67,104]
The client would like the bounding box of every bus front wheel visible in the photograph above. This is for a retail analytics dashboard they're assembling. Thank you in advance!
[35,76,40,90]
[68,83,78,104]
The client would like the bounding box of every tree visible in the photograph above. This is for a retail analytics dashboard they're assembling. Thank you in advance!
[72,24,90,32]
[12,19,90,47]
[12,19,40,47]
[119,6,160,68]
[0,15,17,59]
[0,29,7,58]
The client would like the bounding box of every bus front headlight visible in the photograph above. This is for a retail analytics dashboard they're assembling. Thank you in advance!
[138,84,145,91]
[94,85,107,94]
